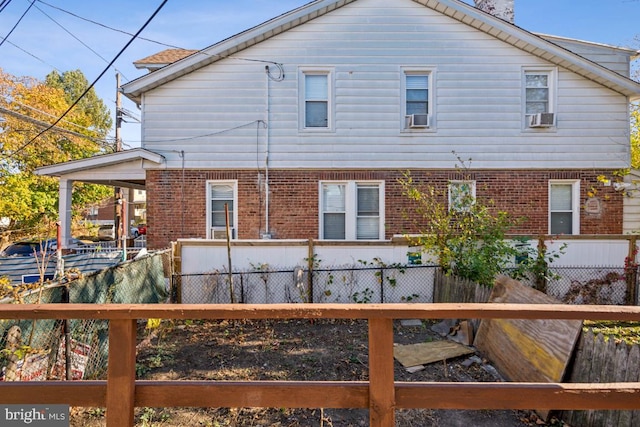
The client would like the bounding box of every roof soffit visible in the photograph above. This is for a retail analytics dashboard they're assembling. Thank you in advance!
[121,0,640,101]
[34,148,165,178]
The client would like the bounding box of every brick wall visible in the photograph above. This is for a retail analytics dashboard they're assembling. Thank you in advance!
[145,169,623,249]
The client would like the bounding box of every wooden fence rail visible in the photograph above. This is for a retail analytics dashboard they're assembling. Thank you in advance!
[0,303,639,427]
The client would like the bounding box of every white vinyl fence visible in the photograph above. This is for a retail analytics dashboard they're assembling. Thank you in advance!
[174,236,639,305]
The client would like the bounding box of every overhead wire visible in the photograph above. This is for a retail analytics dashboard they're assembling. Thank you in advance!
[0,0,170,161]
[0,105,115,148]
[0,37,62,72]
[36,0,183,50]
[0,0,14,14]
[31,2,129,80]
[8,100,109,134]
[0,0,34,48]
[35,0,286,78]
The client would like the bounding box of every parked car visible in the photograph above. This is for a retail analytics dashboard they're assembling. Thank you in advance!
[98,224,115,240]
[1,238,82,257]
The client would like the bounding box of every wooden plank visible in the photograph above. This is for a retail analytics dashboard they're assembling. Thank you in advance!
[0,302,638,321]
[606,341,631,426]
[393,341,474,367]
[135,381,368,408]
[627,345,640,426]
[475,277,583,383]
[474,277,583,419]
[106,319,137,427]
[395,382,640,410]
[566,330,594,426]
[600,337,619,425]
[369,318,395,427]
[586,334,607,426]
[0,381,105,405]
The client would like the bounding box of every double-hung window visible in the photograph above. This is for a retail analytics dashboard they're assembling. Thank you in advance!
[448,180,476,212]
[320,181,384,240]
[300,68,333,131]
[549,180,579,235]
[523,68,556,128]
[207,181,237,239]
[402,68,434,130]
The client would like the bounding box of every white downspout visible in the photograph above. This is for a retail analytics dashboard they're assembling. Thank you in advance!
[264,66,271,238]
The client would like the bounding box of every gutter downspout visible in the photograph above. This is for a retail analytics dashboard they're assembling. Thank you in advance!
[264,66,271,238]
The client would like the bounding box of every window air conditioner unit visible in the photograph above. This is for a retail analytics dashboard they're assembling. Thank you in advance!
[406,114,429,128]
[212,228,235,240]
[529,112,555,128]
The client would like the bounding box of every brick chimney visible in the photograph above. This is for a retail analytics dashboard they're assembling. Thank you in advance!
[474,0,514,23]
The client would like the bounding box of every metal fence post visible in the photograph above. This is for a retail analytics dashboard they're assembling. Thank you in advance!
[626,236,638,305]
[379,267,385,303]
[308,239,315,303]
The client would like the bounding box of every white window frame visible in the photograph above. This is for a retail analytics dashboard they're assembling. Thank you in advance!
[319,181,385,240]
[549,180,580,235]
[206,180,238,239]
[448,180,476,212]
[522,67,557,129]
[401,67,435,132]
[299,67,334,132]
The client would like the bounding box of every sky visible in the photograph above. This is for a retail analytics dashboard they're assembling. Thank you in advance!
[1,0,639,148]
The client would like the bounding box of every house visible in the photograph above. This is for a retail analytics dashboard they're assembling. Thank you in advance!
[83,190,147,228]
[38,0,640,250]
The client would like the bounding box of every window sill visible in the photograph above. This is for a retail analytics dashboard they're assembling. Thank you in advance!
[400,127,436,135]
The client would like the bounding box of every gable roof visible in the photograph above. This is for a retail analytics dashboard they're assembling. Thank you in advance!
[121,0,640,102]
[133,48,199,72]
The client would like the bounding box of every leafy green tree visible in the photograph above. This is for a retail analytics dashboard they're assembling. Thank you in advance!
[0,68,112,238]
[399,166,563,288]
[399,171,519,287]
[45,70,112,137]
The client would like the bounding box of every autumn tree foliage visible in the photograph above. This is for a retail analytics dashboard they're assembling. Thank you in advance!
[0,68,113,237]
[631,106,640,169]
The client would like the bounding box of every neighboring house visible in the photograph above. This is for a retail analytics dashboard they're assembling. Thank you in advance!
[38,0,640,250]
[83,191,147,227]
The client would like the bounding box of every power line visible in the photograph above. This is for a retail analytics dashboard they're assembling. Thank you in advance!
[0,105,115,148]
[7,100,107,134]
[36,0,182,50]
[34,0,286,75]
[1,0,169,160]
[0,0,14,14]
[0,37,61,72]
[0,0,34,48]
[31,2,129,80]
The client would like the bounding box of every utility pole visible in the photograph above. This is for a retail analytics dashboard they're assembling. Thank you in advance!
[114,73,123,248]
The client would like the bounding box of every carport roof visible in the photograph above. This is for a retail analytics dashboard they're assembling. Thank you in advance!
[34,148,164,190]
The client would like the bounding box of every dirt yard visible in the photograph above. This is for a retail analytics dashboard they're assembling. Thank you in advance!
[72,319,560,426]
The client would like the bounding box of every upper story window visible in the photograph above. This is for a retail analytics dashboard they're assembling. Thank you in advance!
[523,68,557,128]
[207,181,237,239]
[300,68,334,131]
[549,180,579,235]
[448,180,476,212]
[402,68,434,131]
[320,181,384,240]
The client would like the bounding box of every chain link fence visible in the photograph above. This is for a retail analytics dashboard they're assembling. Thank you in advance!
[175,264,438,304]
[175,263,639,306]
[0,250,171,382]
